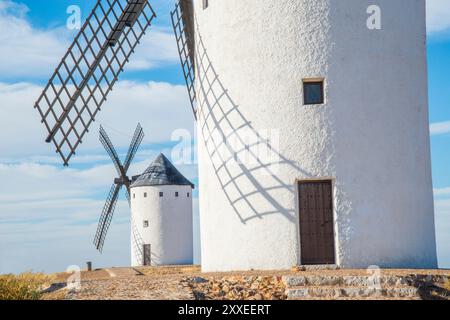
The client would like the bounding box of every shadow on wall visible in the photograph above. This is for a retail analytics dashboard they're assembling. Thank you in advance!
[132,217,164,266]
[131,217,144,265]
[194,20,313,224]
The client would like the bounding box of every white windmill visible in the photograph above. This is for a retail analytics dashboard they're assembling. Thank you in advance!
[34,0,438,271]
[130,153,194,266]
[94,125,194,266]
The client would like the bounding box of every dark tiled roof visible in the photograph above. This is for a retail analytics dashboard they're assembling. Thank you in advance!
[131,153,194,188]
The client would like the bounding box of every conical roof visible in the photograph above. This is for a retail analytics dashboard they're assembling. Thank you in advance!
[131,153,194,189]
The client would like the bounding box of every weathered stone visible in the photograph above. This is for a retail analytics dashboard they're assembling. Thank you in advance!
[288,288,309,299]
[191,277,208,284]
[282,276,307,287]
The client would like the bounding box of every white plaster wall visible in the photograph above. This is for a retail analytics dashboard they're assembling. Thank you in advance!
[130,185,193,266]
[194,0,437,271]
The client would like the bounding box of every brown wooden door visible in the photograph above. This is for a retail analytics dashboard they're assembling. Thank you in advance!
[298,180,335,265]
[143,244,151,266]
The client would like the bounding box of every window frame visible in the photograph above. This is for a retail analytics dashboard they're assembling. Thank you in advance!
[303,78,325,105]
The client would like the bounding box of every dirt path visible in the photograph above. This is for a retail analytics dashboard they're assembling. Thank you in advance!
[70,267,195,300]
[103,267,143,278]
[44,266,197,300]
[66,275,194,300]
[41,266,450,300]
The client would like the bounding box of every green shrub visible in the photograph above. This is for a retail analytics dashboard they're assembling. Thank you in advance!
[0,272,52,300]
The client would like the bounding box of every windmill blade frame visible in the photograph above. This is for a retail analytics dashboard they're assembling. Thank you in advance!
[100,125,124,178]
[34,0,156,166]
[124,187,131,205]
[171,0,197,119]
[94,183,122,252]
[123,123,144,172]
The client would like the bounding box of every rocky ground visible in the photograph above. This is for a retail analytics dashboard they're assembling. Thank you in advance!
[187,276,287,300]
[40,266,450,300]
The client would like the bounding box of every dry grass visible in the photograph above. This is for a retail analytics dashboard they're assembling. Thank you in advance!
[136,265,201,277]
[0,272,54,300]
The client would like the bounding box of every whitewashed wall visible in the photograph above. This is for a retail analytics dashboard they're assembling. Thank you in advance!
[193,0,437,271]
[130,185,193,266]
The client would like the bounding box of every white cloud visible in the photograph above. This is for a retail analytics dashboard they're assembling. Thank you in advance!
[0,159,130,273]
[430,121,450,136]
[0,81,194,160]
[427,0,450,34]
[0,1,178,79]
[433,198,450,268]
[0,196,132,274]
[434,187,450,196]
[0,1,68,79]
[128,26,179,70]
[0,0,27,16]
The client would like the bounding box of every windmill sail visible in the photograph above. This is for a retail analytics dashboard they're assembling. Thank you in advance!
[94,124,144,252]
[123,123,144,172]
[171,0,197,119]
[34,0,156,166]
[100,126,124,179]
[94,182,121,252]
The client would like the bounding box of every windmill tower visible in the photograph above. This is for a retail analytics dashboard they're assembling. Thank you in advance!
[130,153,194,266]
[94,126,194,266]
[172,0,438,271]
[34,0,437,271]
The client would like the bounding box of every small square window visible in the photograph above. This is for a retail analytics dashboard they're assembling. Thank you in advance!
[303,80,324,105]
[187,192,190,198]
[159,192,164,197]
[203,0,208,10]
[144,192,147,198]
[133,193,135,199]
[175,192,179,197]
[143,220,149,228]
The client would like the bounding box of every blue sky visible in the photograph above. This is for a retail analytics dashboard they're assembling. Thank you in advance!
[0,0,449,274]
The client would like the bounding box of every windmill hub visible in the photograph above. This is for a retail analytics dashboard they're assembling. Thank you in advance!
[114,176,131,186]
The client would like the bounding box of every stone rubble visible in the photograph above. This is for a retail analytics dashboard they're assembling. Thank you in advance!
[186,276,287,300]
